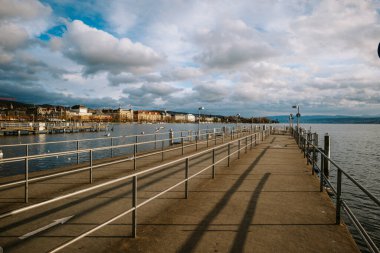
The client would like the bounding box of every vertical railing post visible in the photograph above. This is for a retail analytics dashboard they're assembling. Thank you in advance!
[212,149,215,179]
[214,131,217,146]
[306,132,310,165]
[336,169,342,225]
[185,158,189,199]
[89,149,93,183]
[132,175,137,237]
[207,133,209,147]
[320,150,324,192]
[228,144,231,167]
[298,128,301,148]
[303,133,307,158]
[245,137,248,153]
[134,143,137,170]
[169,129,174,146]
[323,134,330,178]
[313,133,318,176]
[135,136,138,153]
[77,140,79,164]
[154,134,157,149]
[250,135,253,149]
[181,137,184,155]
[161,140,164,161]
[238,140,241,159]
[111,137,114,158]
[222,133,224,143]
[25,145,29,203]
[195,135,198,151]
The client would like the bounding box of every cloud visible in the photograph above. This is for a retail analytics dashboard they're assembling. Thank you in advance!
[192,81,230,103]
[0,0,51,21]
[62,20,163,75]
[108,66,203,87]
[1,0,380,116]
[193,19,277,69]
[0,23,29,51]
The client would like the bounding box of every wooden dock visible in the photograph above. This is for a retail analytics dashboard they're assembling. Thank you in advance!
[0,133,359,252]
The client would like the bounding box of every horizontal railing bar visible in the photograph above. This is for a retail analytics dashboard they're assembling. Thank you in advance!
[0,131,221,163]
[296,127,379,253]
[50,133,257,252]
[342,201,379,253]
[0,134,231,189]
[0,128,221,148]
[49,135,248,253]
[49,206,136,253]
[0,131,260,219]
[303,135,380,208]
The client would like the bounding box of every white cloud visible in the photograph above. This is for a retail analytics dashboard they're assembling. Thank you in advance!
[193,19,277,68]
[1,0,380,116]
[62,20,163,75]
[0,0,51,21]
[0,23,29,51]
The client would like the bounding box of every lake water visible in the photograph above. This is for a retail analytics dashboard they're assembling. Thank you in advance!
[0,123,379,251]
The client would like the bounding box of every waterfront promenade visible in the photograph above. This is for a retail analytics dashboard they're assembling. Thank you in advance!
[0,133,359,252]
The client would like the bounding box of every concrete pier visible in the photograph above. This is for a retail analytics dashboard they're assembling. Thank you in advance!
[0,133,359,252]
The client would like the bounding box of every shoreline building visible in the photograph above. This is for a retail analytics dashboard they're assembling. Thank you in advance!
[67,105,93,121]
[134,110,162,123]
[185,114,196,123]
[102,108,133,122]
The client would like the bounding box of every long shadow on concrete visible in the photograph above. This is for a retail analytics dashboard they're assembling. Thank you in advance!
[0,145,230,250]
[179,146,269,253]
[229,172,270,252]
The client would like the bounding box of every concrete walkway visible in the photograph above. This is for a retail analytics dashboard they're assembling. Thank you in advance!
[116,134,359,253]
[0,133,360,253]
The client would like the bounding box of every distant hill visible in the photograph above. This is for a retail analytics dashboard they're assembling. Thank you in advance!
[0,100,33,109]
[268,115,380,124]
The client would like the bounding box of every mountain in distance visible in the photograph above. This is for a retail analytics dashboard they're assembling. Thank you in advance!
[268,115,380,124]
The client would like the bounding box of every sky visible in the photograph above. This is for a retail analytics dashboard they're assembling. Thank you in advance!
[0,0,380,117]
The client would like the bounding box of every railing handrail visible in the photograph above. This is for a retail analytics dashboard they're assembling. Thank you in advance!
[294,127,380,253]
[0,130,223,163]
[0,130,266,219]
[48,129,266,253]
[0,127,222,149]
[300,130,380,208]
[0,131,224,189]
[0,127,265,192]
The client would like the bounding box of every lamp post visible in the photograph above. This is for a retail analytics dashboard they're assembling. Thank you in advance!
[236,113,240,132]
[198,107,204,137]
[292,105,300,130]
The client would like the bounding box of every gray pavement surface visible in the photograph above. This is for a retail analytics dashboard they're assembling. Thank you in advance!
[0,133,359,253]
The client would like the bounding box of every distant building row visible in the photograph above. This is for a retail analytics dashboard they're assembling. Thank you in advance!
[0,104,221,123]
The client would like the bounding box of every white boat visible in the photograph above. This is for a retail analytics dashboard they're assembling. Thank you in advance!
[0,149,3,159]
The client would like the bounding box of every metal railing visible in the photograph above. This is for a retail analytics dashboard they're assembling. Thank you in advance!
[293,127,380,253]
[0,128,271,252]
[0,126,265,204]
[0,128,222,158]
